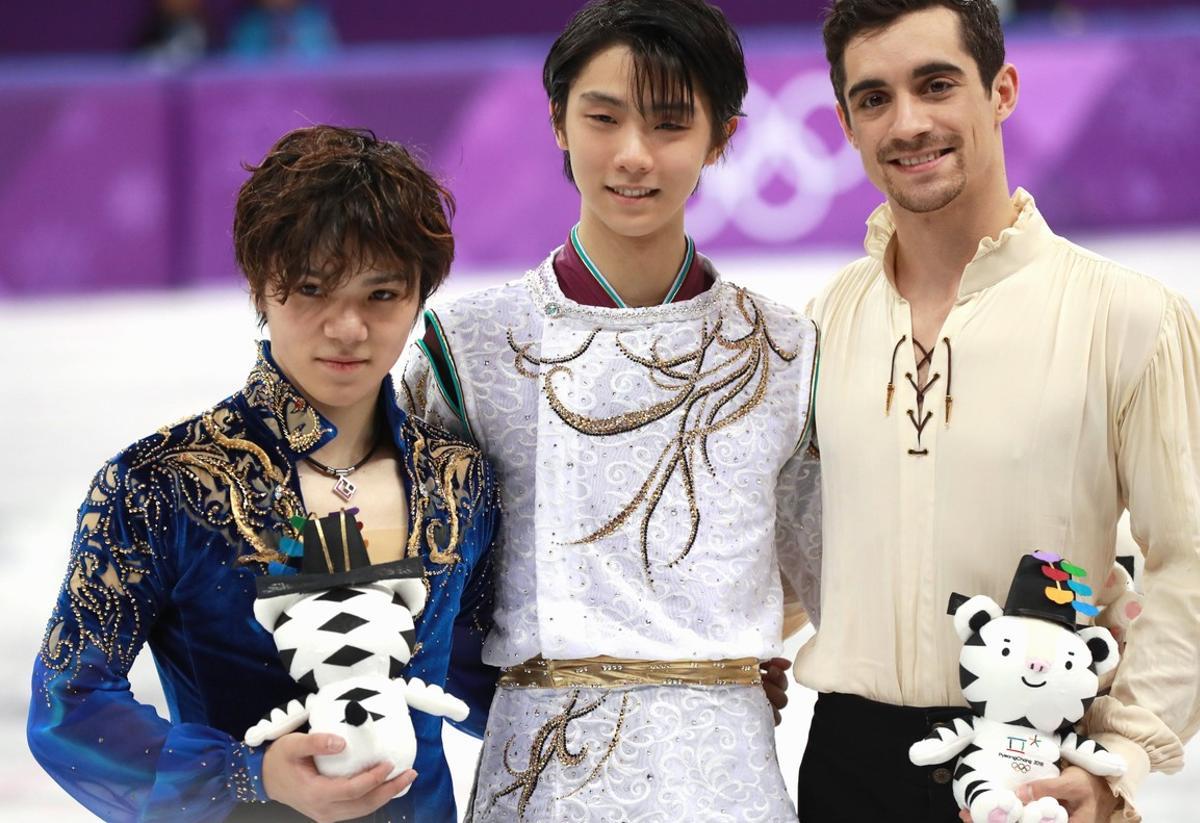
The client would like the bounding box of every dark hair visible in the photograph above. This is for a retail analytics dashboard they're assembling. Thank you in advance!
[543,0,748,181]
[234,125,455,320]
[823,0,1005,115]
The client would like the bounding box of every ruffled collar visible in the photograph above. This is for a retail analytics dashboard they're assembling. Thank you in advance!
[863,187,1055,299]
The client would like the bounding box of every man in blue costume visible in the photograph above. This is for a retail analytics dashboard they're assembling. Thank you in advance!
[28,125,498,823]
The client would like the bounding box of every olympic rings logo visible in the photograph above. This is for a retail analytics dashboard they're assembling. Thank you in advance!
[688,72,865,244]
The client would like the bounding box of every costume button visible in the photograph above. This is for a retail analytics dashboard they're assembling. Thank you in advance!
[931,767,953,784]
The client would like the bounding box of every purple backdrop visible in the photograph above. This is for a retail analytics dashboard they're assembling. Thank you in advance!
[1,26,1198,296]
[2,2,1195,56]
[0,1,835,56]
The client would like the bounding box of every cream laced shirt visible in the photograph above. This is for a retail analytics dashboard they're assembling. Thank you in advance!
[796,189,1200,820]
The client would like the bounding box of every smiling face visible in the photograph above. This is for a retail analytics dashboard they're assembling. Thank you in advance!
[961,615,1103,731]
[261,261,420,422]
[835,7,1017,215]
[554,44,729,244]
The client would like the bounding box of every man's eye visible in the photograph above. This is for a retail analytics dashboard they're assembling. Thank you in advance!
[657,121,687,131]
[586,114,617,124]
[371,290,398,301]
[860,93,886,109]
[928,79,954,94]
[297,283,322,297]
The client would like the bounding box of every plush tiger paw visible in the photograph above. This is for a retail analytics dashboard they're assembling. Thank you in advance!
[908,737,951,766]
[243,698,308,747]
[968,789,1022,823]
[1087,748,1128,777]
[1019,796,1067,823]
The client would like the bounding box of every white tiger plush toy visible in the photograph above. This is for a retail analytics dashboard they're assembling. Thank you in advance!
[910,551,1126,823]
[244,511,469,790]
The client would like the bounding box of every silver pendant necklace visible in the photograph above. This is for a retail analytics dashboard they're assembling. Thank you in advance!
[304,437,380,502]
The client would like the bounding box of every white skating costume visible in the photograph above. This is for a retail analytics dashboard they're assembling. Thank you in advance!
[402,242,821,821]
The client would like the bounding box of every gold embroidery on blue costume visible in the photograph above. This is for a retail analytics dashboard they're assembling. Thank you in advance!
[30,341,499,823]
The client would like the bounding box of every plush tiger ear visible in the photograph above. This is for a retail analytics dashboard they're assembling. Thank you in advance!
[253,592,306,633]
[1077,626,1120,676]
[380,577,427,617]
[951,594,1003,642]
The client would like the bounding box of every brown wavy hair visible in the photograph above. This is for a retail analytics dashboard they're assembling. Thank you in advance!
[234,125,455,319]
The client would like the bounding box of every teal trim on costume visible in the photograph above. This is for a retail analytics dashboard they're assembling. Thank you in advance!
[662,236,694,304]
[570,223,694,309]
[418,309,474,440]
[799,320,821,451]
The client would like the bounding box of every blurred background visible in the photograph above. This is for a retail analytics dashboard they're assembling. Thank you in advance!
[2,0,1197,820]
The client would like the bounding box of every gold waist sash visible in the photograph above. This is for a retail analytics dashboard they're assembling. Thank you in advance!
[498,655,762,689]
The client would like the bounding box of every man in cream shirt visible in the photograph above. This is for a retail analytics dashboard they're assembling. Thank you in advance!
[795,1,1200,821]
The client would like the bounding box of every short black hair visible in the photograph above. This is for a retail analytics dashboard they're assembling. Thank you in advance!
[543,0,748,182]
[823,0,1005,116]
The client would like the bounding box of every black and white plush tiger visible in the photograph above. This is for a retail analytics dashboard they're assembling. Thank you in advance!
[910,552,1125,823]
[244,513,469,790]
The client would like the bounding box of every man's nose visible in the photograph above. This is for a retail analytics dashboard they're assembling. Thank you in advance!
[615,128,653,174]
[325,304,368,342]
[891,94,933,142]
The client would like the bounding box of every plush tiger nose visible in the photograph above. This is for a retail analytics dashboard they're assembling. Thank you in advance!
[1026,658,1051,673]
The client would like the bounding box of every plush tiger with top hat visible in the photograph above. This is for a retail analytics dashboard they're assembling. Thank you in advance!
[909,552,1126,823]
[244,510,469,790]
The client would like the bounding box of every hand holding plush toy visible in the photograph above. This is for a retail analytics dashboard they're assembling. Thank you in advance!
[909,552,1125,823]
[244,510,469,794]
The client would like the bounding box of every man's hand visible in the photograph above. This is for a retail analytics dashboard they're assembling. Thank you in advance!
[956,766,1119,823]
[1019,766,1119,822]
[760,657,790,726]
[262,732,417,823]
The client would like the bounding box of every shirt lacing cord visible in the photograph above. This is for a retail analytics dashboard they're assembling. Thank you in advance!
[886,335,954,456]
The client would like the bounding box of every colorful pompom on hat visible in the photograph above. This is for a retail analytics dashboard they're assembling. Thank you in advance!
[1002,550,1099,629]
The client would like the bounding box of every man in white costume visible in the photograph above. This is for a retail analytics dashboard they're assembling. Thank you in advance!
[401,1,822,819]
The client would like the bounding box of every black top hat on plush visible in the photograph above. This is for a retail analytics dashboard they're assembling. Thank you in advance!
[301,509,369,575]
[1002,550,1099,630]
[255,509,424,599]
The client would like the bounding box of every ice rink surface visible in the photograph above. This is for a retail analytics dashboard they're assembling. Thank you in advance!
[3,233,1197,820]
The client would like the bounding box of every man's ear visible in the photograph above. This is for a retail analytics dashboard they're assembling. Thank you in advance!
[835,102,857,149]
[550,100,568,150]
[992,63,1019,125]
[705,117,740,166]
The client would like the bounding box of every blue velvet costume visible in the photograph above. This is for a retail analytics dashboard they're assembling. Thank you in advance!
[28,342,499,822]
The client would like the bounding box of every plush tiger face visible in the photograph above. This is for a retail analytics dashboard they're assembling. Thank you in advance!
[254,577,426,692]
[953,594,1119,732]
